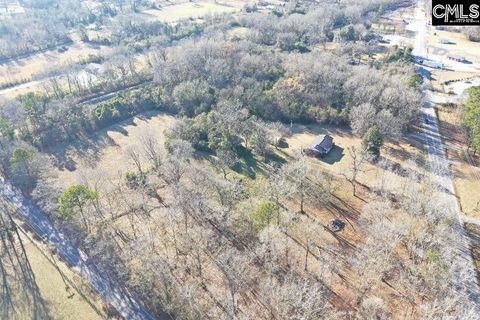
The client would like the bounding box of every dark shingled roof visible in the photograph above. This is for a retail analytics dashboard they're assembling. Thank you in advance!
[310,134,333,153]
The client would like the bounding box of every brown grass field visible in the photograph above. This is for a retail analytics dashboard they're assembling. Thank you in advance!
[284,123,427,197]
[465,223,480,281]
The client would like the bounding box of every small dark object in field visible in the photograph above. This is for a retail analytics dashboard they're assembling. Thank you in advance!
[276,137,289,148]
[328,219,346,232]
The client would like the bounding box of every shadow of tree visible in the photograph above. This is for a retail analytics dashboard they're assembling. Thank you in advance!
[0,215,50,319]
[377,155,414,178]
[322,145,345,165]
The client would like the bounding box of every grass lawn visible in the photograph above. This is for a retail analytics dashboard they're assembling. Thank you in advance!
[465,223,480,281]
[283,123,427,197]
[436,105,480,217]
[427,29,480,64]
[8,228,106,320]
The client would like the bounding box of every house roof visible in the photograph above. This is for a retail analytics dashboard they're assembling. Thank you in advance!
[310,134,333,152]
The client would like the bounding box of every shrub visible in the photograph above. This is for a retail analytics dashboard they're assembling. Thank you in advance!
[252,201,278,231]
[91,96,128,127]
[126,171,147,189]
[362,126,384,159]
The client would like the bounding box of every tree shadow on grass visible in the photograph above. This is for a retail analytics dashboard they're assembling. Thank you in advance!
[290,123,353,138]
[265,151,288,167]
[0,223,51,320]
[321,145,345,165]
[377,155,415,178]
[232,147,287,179]
[464,223,480,283]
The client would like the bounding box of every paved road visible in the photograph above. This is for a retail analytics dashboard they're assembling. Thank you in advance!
[413,0,480,309]
[0,175,160,320]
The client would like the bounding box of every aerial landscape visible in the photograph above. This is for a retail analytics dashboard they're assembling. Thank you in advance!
[1,0,480,319]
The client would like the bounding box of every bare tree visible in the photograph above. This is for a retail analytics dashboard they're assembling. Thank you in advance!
[342,146,368,197]
[279,155,332,214]
[215,248,253,317]
[215,148,239,179]
[139,130,162,171]
[126,145,144,175]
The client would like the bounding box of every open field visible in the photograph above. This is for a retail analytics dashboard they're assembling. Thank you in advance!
[8,227,106,320]
[143,0,243,23]
[427,29,480,65]
[143,0,286,23]
[0,40,111,92]
[48,111,177,191]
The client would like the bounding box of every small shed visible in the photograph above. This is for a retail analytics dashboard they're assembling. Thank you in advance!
[305,134,334,157]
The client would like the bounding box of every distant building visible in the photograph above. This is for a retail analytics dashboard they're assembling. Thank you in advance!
[422,60,444,69]
[305,134,334,157]
[447,55,465,62]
